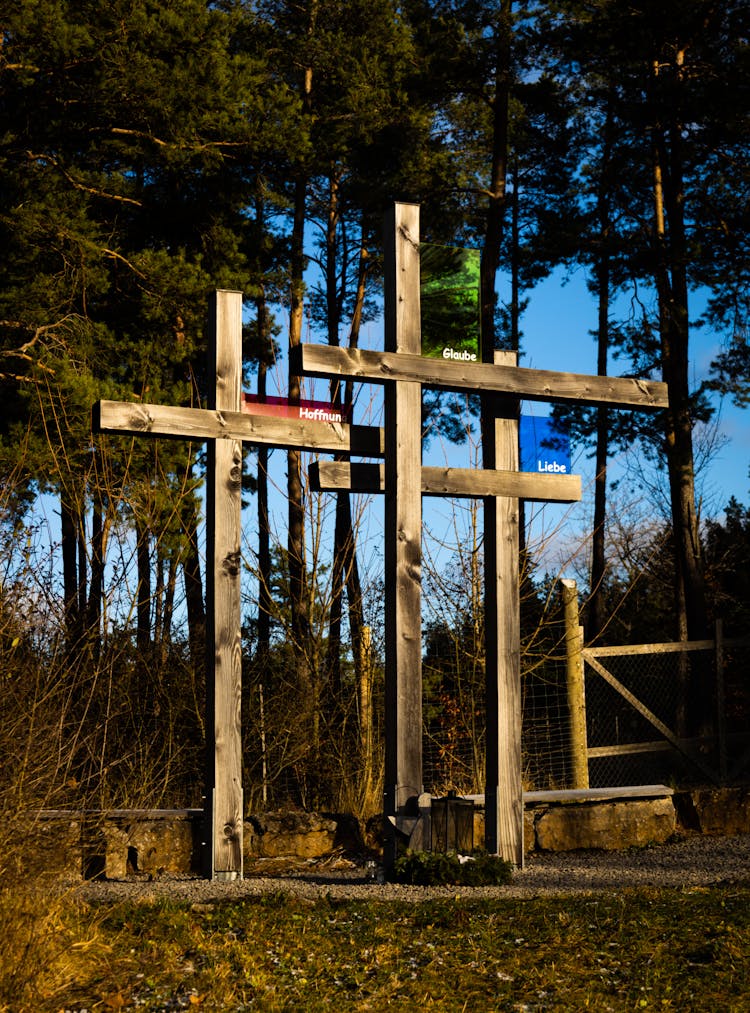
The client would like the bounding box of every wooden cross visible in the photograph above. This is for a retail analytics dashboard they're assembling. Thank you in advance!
[93,203,667,876]
[97,287,549,875]
[299,202,668,866]
[94,290,385,879]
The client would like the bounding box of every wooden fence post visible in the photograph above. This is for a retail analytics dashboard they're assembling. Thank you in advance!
[561,578,589,790]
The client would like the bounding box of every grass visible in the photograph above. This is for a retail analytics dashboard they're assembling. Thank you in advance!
[3,880,749,1011]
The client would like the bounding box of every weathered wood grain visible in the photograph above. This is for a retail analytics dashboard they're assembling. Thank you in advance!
[309,460,581,502]
[484,351,524,867]
[525,784,673,802]
[94,400,384,456]
[561,579,589,790]
[297,344,668,409]
[583,639,716,657]
[205,290,244,879]
[383,203,423,856]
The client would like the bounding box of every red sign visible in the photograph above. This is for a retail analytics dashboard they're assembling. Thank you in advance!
[242,393,352,424]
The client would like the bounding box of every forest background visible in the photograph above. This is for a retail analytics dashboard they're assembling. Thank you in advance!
[1,0,749,820]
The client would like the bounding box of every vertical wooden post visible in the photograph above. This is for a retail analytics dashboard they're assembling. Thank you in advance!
[483,351,524,867]
[360,625,374,798]
[204,290,244,879]
[383,203,423,863]
[561,578,589,790]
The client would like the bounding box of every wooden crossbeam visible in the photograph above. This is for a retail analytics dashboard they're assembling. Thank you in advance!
[296,344,668,410]
[94,400,384,456]
[309,461,581,502]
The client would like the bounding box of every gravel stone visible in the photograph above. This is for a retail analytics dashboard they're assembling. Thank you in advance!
[77,831,750,904]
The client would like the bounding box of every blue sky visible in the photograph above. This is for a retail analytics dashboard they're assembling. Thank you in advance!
[256,261,748,584]
[517,267,750,515]
[28,256,739,602]
[28,263,745,620]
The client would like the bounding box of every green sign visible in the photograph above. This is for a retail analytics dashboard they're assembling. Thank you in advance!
[420,243,480,361]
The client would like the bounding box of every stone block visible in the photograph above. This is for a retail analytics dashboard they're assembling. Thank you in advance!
[681,787,750,835]
[473,808,485,849]
[103,822,130,879]
[245,811,337,859]
[524,809,536,853]
[115,816,198,874]
[535,798,676,852]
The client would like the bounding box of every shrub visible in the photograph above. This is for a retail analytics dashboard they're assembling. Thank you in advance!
[390,849,513,886]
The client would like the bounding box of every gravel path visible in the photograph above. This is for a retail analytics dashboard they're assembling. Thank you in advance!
[78,832,750,905]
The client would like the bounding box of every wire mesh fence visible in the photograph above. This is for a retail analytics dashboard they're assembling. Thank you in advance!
[583,636,750,788]
[246,615,749,809]
[422,639,576,796]
[422,632,750,797]
[520,655,574,791]
[584,645,711,788]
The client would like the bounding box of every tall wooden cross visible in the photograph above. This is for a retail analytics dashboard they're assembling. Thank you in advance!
[94,290,384,879]
[300,202,668,866]
[93,204,667,877]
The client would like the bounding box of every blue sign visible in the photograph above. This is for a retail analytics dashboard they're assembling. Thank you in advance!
[520,416,571,475]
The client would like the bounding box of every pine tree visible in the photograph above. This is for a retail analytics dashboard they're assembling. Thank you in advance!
[0,0,280,655]
[546,0,749,656]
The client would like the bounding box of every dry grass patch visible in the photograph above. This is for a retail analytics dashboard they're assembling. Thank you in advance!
[2,880,748,1011]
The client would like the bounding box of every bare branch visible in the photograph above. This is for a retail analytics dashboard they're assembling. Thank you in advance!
[110,127,249,154]
[26,151,142,207]
[101,248,147,279]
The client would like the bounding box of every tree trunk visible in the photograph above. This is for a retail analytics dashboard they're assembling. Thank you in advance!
[327,498,346,701]
[253,192,273,677]
[86,493,105,658]
[508,155,526,558]
[589,276,609,643]
[650,64,707,645]
[160,550,177,669]
[256,378,271,670]
[588,105,615,643]
[154,544,165,646]
[479,0,512,353]
[182,471,205,669]
[136,518,151,654]
[287,170,313,736]
[650,53,708,738]
[344,239,370,783]
[61,495,81,647]
[286,4,318,767]
[77,523,87,620]
[324,174,344,699]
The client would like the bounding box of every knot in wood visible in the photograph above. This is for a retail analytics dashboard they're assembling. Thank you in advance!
[406,562,421,583]
[222,550,241,576]
[130,408,151,431]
